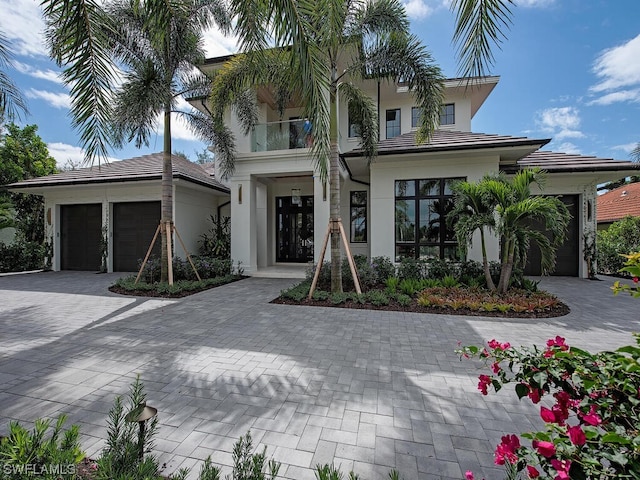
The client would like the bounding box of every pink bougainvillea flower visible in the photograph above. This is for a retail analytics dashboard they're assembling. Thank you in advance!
[540,406,556,423]
[478,374,492,395]
[526,465,540,478]
[532,439,556,458]
[551,459,571,480]
[465,471,474,480]
[494,434,520,465]
[491,362,502,374]
[633,277,639,284]
[528,387,542,404]
[567,425,586,446]
[546,336,569,350]
[487,339,510,350]
[582,410,602,426]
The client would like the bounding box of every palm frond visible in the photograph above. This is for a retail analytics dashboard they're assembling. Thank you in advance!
[0,33,28,122]
[338,81,378,160]
[631,143,640,163]
[44,0,116,165]
[451,0,514,78]
[352,0,408,39]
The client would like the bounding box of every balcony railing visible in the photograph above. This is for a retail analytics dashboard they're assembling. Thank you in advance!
[251,119,311,152]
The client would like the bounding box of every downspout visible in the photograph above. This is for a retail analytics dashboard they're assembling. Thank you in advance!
[377,81,381,141]
[340,155,370,187]
[217,200,231,218]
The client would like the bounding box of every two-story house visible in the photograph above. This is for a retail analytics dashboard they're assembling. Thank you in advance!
[198,54,639,279]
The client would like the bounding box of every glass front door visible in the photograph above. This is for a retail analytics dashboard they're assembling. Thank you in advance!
[276,196,314,262]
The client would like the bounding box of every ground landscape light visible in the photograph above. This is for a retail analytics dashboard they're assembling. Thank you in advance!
[125,402,158,459]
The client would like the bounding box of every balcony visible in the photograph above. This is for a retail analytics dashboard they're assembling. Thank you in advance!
[251,119,311,152]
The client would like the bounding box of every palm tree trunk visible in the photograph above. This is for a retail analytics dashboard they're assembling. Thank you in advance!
[498,239,516,293]
[329,86,342,294]
[497,237,511,293]
[479,229,496,291]
[160,107,173,283]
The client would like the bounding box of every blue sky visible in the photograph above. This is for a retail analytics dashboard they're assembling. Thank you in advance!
[1,0,638,168]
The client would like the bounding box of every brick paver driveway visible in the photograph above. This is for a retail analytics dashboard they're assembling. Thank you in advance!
[0,272,637,479]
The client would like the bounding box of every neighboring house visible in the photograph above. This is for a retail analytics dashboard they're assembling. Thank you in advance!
[8,153,230,272]
[597,182,640,230]
[196,55,640,278]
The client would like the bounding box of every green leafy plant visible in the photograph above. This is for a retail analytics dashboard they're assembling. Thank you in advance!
[0,415,83,479]
[458,335,640,479]
[440,274,460,288]
[228,432,280,480]
[384,276,400,293]
[612,252,640,297]
[366,290,390,306]
[199,215,231,259]
[597,216,640,276]
[371,256,396,284]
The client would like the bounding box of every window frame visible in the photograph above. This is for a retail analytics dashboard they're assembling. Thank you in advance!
[350,191,367,243]
[439,103,455,126]
[394,177,464,261]
[411,107,421,129]
[385,108,401,139]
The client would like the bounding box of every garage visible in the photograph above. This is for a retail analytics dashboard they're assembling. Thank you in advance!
[113,201,161,272]
[525,195,579,277]
[60,204,103,271]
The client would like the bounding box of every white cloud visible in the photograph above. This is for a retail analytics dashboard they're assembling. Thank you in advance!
[588,88,640,106]
[612,142,639,154]
[536,106,585,140]
[0,0,48,57]
[202,28,238,58]
[47,142,120,169]
[25,88,71,109]
[13,61,64,85]
[402,0,435,19]
[555,142,581,155]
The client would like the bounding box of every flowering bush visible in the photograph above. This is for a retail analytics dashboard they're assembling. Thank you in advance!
[458,335,640,479]
[612,252,640,298]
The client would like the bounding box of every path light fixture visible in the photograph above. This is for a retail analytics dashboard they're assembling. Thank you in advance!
[125,402,157,460]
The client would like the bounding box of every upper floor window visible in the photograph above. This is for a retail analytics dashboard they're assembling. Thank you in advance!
[348,107,360,138]
[386,109,401,138]
[411,107,421,128]
[440,103,455,125]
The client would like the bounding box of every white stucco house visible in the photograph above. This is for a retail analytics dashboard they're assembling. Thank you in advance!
[9,154,230,272]
[195,54,639,278]
[8,56,640,277]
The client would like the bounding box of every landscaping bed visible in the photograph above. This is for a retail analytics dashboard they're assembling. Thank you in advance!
[109,274,245,298]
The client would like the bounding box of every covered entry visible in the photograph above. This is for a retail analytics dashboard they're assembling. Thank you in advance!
[525,195,579,276]
[113,201,161,271]
[61,204,102,271]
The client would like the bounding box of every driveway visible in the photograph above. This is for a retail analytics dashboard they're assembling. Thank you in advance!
[0,272,637,479]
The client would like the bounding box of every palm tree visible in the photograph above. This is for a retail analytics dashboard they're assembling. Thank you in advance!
[211,0,444,293]
[0,32,28,124]
[631,143,640,163]
[482,168,570,293]
[46,0,229,282]
[448,178,497,290]
[105,0,229,281]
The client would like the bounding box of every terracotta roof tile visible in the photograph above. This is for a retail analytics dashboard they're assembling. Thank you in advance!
[597,182,640,224]
[7,153,229,193]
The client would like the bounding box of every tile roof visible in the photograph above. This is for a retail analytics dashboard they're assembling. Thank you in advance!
[501,150,640,174]
[342,129,549,157]
[597,182,640,224]
[7,153,229,193]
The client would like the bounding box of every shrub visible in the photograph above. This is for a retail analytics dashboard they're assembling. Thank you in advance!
[612,252,640,297]
[597,216,640,275]
[424,257,454,280]
[366,290,389,306]
[396,257,426,281]
[384,276,400,293]
[136,255,233,283]
[199,215,231,259]
[0,415,84,479]
[370,256,395,283]
[280,282,310,302]
[459,335,640,479]
[0,236,46,273]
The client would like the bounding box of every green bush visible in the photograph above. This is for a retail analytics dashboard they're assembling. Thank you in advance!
[136,255,233,283]
[396,258,426,281]
[0,415,84,479]
[0,236,46,273]
[280,281,310,302]
[597,216,640,275]
[199,215,231,259]
[370,256,396,283]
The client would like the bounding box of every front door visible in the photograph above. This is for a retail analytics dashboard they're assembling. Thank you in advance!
[276,196,314,262]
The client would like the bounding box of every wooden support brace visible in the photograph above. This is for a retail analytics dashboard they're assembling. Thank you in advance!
[308,225,331,299]
[174,226,201,281]
[338,222,362,294]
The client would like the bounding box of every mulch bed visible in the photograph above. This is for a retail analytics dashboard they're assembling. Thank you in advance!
[108,276,246,298]
[271,296,570,318]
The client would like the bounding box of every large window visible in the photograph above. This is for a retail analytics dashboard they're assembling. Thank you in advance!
[440,103,455,125]
[386,109,401,138]
[350,191,367,242]
[348,108,360,138]
[394,178,462,261]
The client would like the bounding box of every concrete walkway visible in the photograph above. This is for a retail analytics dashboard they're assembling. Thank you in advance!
[0,272,637,479]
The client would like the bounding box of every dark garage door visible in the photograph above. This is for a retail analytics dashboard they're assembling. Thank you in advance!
[61,204,103,271]
[113,201,160,272]
[525,195,579,277]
